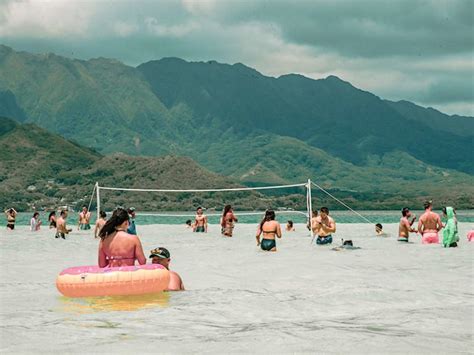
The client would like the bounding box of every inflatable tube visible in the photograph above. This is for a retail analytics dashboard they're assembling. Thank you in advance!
[56,264,170,298]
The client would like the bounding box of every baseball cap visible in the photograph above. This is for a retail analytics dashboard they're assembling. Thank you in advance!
[149,247,170,259]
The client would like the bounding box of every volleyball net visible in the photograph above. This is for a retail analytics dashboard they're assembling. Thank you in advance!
[87,178,372,228]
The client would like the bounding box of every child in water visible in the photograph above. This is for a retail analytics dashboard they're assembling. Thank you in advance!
[286,220,295,232]
[375,223,388,237]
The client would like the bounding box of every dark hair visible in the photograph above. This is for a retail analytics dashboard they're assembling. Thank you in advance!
[82,206,87,210]
[100,211,107,218]
[48,211,56,221]
[287,220,293,227]
[33,212,39,218]
[320,207,329,214]
[9,208,14,213]
[423,200,432,209]
[60,210,67,216]
[221,205,232,227]
[223,205,232,215]
[441,207,447,215]
[375,223,383,230]
[312,210,318,217]
[402,207,410,217]
[185,219,192,225]
[196,206,202,211]
[98,208,129,240]
[259,209,276,230]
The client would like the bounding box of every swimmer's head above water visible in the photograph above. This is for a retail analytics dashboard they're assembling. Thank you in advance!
[375,223,383,233]
[150,247,171,269]
[423,200,433,210]
[320,207,329,218]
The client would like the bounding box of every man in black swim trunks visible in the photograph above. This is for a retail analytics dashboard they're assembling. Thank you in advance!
[313,207,336,245]
[56,210,72,239]
[194,207,208,233]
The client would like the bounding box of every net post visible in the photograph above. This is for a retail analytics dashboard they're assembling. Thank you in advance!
[96,182,101,220]
[307,178,313,236]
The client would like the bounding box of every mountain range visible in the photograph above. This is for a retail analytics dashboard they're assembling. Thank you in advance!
[0,45,473,209]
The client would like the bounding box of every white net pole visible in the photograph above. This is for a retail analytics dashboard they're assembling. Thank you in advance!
[307,178,313,236]
[96,182,101,220]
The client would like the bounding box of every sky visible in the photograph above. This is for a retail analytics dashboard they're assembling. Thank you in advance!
[0,0,473,116]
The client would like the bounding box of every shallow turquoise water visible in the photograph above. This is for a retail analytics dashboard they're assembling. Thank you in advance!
[3,209,474,226]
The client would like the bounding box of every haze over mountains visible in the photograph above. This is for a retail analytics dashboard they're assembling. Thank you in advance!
[0,45,473,209]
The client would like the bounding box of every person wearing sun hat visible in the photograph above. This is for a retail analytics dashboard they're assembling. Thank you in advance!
[149,247,185,291]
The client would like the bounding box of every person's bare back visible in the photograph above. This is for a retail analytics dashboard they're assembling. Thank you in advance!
[98,231,146,267]
[418,211,442,234]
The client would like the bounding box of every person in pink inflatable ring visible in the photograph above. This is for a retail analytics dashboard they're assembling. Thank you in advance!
[98,208,146,268]
[150,247,185,291]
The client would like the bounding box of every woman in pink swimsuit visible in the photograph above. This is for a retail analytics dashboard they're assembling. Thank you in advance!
[98,208,146,267]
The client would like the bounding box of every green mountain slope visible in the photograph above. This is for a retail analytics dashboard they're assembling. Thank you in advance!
[0,118,286,211]
[0,45,174,156]
[386,99,474,137]
[191,133,474,208]
[137,59,473,174]
[0,45,473,208]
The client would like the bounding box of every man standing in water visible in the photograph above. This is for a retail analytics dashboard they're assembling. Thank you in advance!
[398,207,417,242]
[56,210,72,239]
[313,207,336,245]
[418,201,442,244]
[194,207,208,233]
[127,207,137,235]
[149,247,185,291]
[78,206,91,230]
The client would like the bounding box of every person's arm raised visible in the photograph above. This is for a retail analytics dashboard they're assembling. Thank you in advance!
[135,237,146,265]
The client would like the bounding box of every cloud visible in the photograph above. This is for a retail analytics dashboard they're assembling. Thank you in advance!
[0,0,472,116]
[0,0,95,37]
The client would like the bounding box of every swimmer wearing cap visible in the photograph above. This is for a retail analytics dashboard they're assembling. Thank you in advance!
[150,247,185,291]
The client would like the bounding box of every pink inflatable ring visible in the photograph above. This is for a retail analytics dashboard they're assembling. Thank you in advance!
[56,264,170,297]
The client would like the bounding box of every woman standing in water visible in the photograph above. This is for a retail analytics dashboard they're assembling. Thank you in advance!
[48,211,57,229]
[256,209,282,252]
[221,204,238,237]
[30,212,42,231]
[98,208,146,267]
[4,208,17,230]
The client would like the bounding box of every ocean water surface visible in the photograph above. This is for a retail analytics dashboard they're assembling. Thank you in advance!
[1,222,473,353]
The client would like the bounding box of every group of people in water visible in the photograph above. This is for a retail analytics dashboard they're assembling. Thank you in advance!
[396,200,460,248]
[3,201,471,282]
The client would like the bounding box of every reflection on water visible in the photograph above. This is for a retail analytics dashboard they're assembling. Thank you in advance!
[58,292,170,313]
